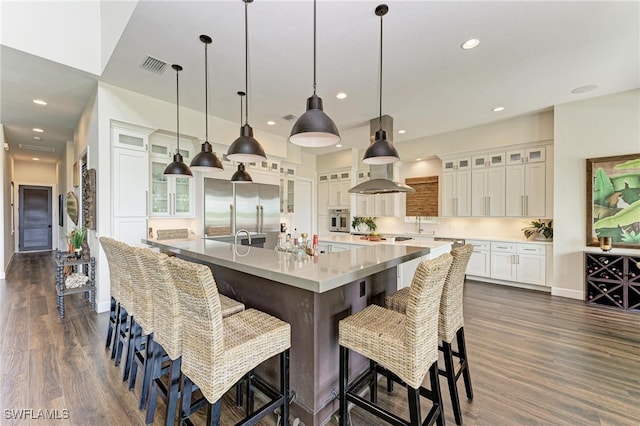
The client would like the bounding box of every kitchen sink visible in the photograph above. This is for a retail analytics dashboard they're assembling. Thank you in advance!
[394,236,413,242]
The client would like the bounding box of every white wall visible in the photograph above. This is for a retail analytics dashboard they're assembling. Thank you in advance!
[14,160,56,183]
[553,89,640,299]
[1,0,101,75]
[1,125,9,278]
[100,0,138,74]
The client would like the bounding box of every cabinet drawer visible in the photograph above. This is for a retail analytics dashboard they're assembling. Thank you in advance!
[491,242,516,252]
[517,243,546,255]
[467,239,490,251]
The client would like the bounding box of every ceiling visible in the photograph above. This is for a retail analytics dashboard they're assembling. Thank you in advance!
[1,0,639,164]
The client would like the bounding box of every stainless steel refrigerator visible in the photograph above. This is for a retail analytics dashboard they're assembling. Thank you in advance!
[204,178,280,247]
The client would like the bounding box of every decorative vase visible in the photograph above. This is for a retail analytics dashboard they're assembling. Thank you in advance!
[357,223,369,233]
[74,248,82,259]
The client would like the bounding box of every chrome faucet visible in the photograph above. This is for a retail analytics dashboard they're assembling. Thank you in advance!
[234,229,251,246]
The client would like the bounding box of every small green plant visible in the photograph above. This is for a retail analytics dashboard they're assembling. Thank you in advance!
[351,216,377,232]
[522,219,553,240]
[69,227,87,250]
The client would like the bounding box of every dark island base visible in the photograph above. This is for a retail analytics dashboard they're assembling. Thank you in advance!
[191,257,397,426]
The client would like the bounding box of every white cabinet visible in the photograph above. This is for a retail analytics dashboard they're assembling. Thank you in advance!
[466,240,491,277]
[471,152,505,168]
[506,146,546,165]
[111,126,150,244]
[442,157,471,172]
[149,138,195,217]
[505,162,546,217]
[280,166,296,214]
[471,167,505,216]
[398,257,422,289]
[328,170,351,207]
[490,242,546,286]
[441,170,471,216]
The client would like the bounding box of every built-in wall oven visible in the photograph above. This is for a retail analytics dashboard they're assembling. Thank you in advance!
[329,208,350,233]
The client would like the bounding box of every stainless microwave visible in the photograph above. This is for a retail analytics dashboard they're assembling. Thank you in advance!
[329,208,350,233]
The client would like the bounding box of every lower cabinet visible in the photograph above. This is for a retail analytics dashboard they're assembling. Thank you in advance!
[465,239,550,287]
[585,252,640,312]
[466,240,491,277]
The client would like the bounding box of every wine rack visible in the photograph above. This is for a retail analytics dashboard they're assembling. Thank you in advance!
[585,253,640,312]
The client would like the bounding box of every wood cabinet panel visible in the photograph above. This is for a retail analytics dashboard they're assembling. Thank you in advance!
[405,176,438,216]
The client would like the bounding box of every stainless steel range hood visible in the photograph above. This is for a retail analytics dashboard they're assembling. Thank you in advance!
[348,116,415,195]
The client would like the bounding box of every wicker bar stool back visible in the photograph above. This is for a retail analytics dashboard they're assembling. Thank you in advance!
[385,244,475,425]
[339,253,453,426]
[170,256,291,426]
[99,237,132,367]
[98,237,120,354]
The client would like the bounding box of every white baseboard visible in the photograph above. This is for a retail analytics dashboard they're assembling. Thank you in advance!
[551,287,583,300]
[96,301,111,313]
[466,275,551,292]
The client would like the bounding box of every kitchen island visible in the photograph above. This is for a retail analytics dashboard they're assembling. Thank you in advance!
[143,237,451,425]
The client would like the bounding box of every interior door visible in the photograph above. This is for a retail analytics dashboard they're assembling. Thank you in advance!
[19,185,52,251]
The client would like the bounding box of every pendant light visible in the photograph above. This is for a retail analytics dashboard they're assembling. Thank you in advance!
[227,0,266,163]
[164,64,193,177]
[231,91,253,183]
[363,4,400,165]
[191,34,224,172]
[289,0,341,147]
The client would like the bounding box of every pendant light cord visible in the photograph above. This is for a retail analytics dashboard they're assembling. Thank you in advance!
[244,0,249,126]
[176,67,181,151]
[378,10,383,129]
[313,0,317,94]
[204,42,209,141]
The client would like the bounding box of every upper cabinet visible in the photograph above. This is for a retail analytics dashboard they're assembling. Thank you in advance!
[441,143,550,218]
[327,170,351,207]
[149,137,195,217]
[280,165,296,214]
[113,127,148,152]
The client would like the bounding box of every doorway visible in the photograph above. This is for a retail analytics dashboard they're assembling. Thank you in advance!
[18,185,52,251]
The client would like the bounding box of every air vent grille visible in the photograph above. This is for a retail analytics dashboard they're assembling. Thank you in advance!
[282,114,298,121]
[140,55,168,74]
[19,144,56,153]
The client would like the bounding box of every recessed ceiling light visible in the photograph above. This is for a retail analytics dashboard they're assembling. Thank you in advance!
[266,120,276,126]
[336,144,343,148]
[571,84,598,94]
[492,106,505,112]
[33,136,41,140]
[336,92,347,100]
[33,99,47,106]
[416,158,422,161]
[32,157,40,161]
[32,128,44,133]
[461,38,480,50]
[398,129,406,134]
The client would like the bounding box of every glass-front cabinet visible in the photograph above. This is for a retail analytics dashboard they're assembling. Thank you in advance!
[149,138,194,217]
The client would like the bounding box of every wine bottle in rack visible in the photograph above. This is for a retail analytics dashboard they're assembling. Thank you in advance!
[598,256,609,264]
[597,283,608,292]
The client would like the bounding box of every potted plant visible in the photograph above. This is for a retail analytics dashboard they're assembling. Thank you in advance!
[69,227,87,258]
[351,216,377,234]
[522,219,553,240]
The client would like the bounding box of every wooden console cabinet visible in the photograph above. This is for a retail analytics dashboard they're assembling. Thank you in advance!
[584,252,640,312]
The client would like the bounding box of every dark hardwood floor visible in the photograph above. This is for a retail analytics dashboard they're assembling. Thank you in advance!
[1,252,639,425]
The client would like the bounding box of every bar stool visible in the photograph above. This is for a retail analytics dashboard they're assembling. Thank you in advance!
[121,245,159,409]
[99,237,132,366]
[98,237,119,352]
[339,253,453,426]
[169,256,291,426]
[386,244,474,425]
[144,254,246,425]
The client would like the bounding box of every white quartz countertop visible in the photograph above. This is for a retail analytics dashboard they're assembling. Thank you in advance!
[143,238,452,294]
[319,235,453,248]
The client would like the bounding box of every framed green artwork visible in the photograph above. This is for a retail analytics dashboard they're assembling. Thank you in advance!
[586,153,640,249]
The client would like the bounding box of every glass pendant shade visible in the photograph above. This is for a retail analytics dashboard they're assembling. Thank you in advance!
[231,163,252,183]
[289,94,341,147]
[227,123,266,163]
[191,141,223,171]
[363,128,399,164]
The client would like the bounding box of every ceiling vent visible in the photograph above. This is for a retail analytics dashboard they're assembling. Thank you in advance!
[282,114,298,121]
[19,144,55,153]
[140,55,168,74]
